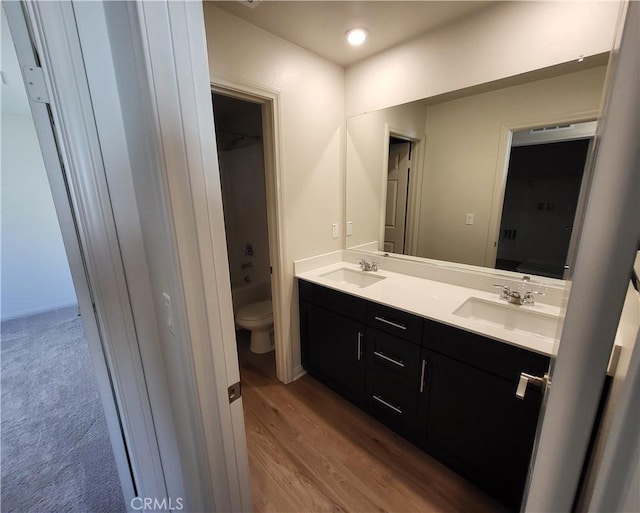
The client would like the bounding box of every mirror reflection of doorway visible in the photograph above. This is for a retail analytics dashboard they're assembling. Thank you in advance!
[384,137,412,254]
[496,122,596,279]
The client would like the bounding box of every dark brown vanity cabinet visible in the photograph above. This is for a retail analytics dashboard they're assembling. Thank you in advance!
[299,280,368,406]
[416,320,549,508]
[299,279,550,510]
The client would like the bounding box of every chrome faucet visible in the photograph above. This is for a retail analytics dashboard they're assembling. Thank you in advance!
[493,276,545,306]
[359,258,378,272]
[493,285,524,305]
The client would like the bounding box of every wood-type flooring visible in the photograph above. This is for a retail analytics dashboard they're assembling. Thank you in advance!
[237,331,508,513]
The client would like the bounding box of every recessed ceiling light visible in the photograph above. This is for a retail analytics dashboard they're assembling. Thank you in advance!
[346,28,368,47]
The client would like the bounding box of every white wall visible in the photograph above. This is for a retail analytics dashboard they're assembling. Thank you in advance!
[345,1,620,116]
[418,66,606,267]
[1,11,76,320]
[204,5,344,377]
[1,113,77,320]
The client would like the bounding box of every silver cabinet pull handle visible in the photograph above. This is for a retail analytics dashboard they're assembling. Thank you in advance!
[373,316,407,330]
[373,395,403,414]
[357,331,363,361]
[373,351,405,368]
[419,359,427,393]
[516,372,549,399]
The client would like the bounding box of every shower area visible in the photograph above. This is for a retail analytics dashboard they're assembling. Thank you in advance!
[212,93,272,342]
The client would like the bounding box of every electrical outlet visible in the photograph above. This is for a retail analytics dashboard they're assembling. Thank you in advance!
[346,221,353,236]
[332,223,339,239]
[465,213,475,225]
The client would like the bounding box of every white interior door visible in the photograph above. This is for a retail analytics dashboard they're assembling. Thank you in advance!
[523,3,639,510]
[2,2,139,505]
[384,141,411,253]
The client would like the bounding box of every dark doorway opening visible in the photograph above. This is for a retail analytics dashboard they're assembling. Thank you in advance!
[496,138,591,278]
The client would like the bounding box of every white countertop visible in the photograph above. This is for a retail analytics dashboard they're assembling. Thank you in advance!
[296,261,562,357]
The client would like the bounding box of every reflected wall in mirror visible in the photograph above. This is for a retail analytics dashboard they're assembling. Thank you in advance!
[346,60,609,279]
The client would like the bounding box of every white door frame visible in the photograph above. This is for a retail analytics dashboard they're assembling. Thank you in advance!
[211,80,290,385]
[3,1,168,506]
[130,2,253,510]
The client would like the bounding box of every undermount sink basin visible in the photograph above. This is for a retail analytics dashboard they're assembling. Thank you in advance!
[453,297,560,339]
[319,267,386,288]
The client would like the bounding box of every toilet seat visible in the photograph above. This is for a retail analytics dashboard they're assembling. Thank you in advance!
[237,300,272,322]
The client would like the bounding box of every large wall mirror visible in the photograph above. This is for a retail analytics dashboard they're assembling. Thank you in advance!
[346,51,611,280]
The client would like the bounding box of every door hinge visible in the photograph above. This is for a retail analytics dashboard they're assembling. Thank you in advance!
[228,381,242,404]
[23,65,50,104]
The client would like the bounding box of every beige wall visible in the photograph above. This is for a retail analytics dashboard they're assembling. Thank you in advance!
[418,65,607,267]
[346,102,426,249]
[204,5,344,378]
[345,1,620,117]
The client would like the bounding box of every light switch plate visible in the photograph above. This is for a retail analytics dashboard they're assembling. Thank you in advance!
[346,221,353,236]
[465,213,475,225]
[332,223,339,239]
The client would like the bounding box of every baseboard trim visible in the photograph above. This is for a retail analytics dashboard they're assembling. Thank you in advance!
[292,365,307,382]
[1,302,79,322]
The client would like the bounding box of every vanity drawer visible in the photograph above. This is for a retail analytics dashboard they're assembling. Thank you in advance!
[367,303,423,344]
[367,328,422,388]
[422,320,550,383]
[367,371,417,439]
[299,279,367,322]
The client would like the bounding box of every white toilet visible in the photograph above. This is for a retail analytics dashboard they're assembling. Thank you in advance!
[236,300,274,354]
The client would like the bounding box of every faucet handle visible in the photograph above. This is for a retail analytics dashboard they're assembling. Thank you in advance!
[370,261,379,272]
[493,284,511,300]
[522,290,545,305]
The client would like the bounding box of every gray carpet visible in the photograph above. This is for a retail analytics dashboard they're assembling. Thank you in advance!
[1,306,126,513]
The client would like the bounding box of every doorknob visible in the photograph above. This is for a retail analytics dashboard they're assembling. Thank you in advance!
[516,372,550,399]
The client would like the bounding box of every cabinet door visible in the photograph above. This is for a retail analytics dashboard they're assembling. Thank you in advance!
[300,302,366,406]
[416,348,543,509]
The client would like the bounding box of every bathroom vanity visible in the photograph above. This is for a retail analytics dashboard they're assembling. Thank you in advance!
[297,259,557,509]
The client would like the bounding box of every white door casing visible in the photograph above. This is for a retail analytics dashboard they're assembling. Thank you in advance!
[211,80,290,388]
[72,1,252,510]
[128,2,253,510]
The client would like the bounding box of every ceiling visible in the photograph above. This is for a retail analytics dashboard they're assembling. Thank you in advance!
[209,1,494,67]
